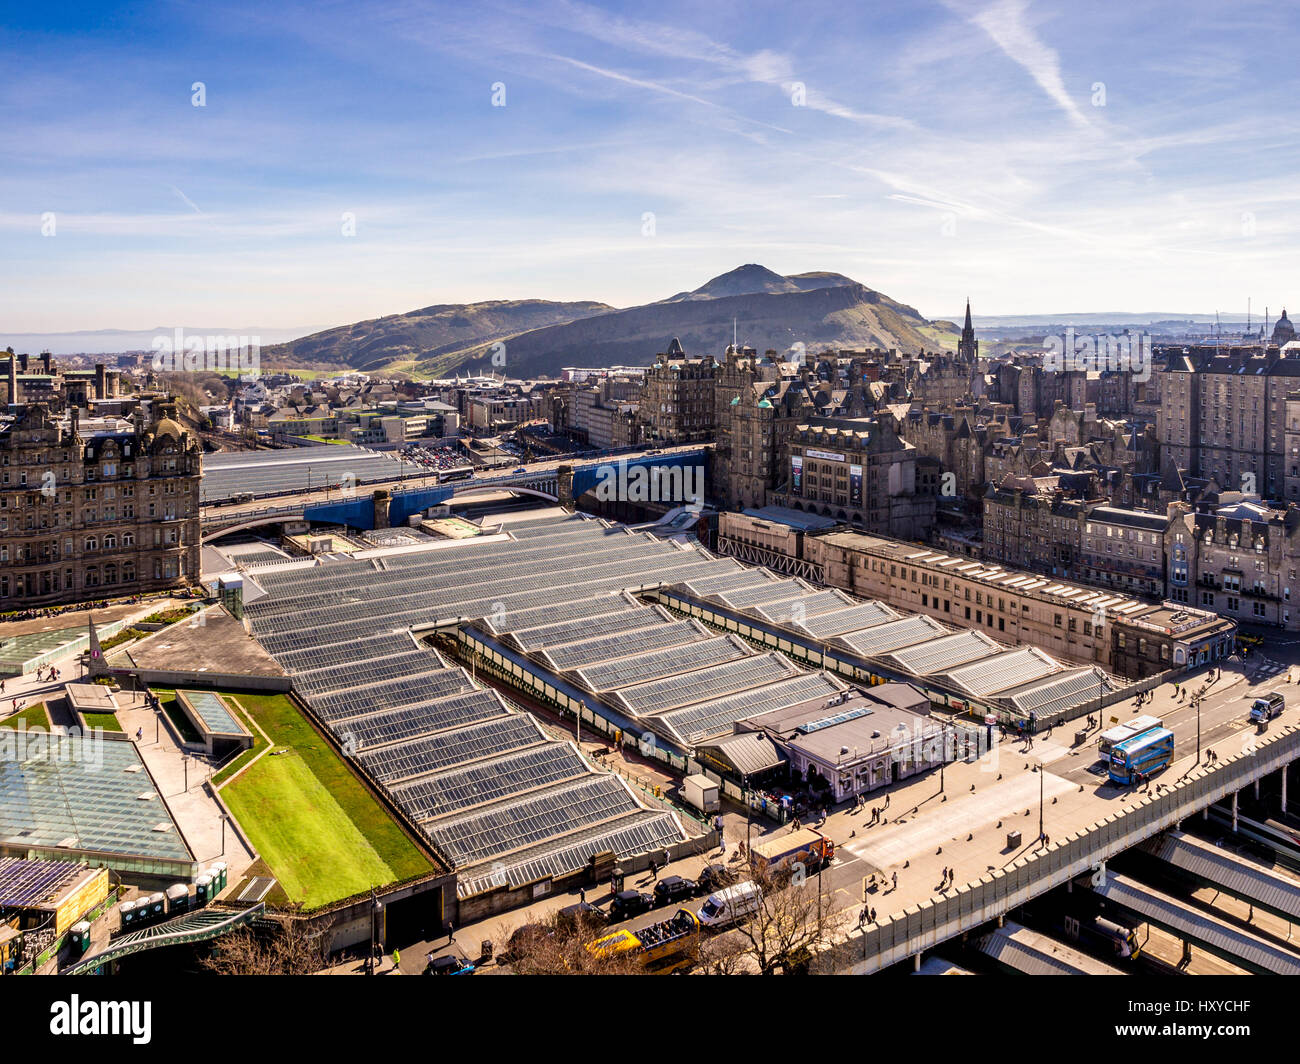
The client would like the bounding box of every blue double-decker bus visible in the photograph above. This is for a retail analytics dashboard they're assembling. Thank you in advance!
[1108,727,1175,786]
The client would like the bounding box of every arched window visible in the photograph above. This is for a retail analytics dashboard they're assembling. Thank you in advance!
[122,532,134,548]
[85,566,99,587]
[122,562,135,582]
[104,564,117,585]
[84,537,97,552]
[103,533,116,550]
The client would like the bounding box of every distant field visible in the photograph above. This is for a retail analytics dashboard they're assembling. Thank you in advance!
[217,691,431,909]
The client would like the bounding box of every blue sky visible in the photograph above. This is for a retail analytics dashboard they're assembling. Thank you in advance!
[4,0,1300,334]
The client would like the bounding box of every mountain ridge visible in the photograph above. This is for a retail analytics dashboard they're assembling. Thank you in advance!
[260,266,962,377]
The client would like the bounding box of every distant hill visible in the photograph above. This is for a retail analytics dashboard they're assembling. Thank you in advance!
[260,265,961,377]
[259,299,614,373]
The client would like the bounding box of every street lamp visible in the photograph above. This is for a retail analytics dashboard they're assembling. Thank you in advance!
[744,772,754,854]
[1036,761,1045,845]
[367,891,383,975]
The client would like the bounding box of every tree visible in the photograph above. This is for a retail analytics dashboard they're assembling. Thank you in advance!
[499,910,648,975]
[698,862,850,976]
[200,911,327,975]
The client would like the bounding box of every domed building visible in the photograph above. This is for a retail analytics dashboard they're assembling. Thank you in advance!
[1273,308,1295,347]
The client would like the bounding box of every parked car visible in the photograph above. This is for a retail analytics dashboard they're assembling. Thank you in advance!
[653,875,698,906]
[426,954,475,975]
[695,864,737,895]
[609,890,655,921]
[556,901,608,933]
[513,465,527,473]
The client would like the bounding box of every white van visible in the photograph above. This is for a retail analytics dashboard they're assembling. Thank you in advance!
[698,881,762,929]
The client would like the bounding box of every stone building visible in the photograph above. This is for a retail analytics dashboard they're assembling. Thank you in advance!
[1165,494,1300,629]
[803,530,1234,676]
[1,388,202,608]
[636,339,716,443]
[770,414,935,539]
[1157,344,1300,500]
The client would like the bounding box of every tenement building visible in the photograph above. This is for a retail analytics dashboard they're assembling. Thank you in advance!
[1,359,201,607]
[1158,343,1300,499]
[636,340,717,444]
[1165,494,1300,630]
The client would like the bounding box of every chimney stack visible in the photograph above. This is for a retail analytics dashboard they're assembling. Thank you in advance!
[95,363,106,401]
[6,355,16,406]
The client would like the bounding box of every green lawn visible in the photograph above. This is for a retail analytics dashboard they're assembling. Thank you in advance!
[0,702,49,730]
[209,695,269,786]
[216,691,431,909]
[81,711,123,732]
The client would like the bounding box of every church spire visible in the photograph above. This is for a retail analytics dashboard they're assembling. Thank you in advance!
[958,297,978,361]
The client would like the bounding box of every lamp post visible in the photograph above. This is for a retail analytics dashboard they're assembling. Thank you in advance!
[1196,695,1202,764]
[1037,761,1045,845]
[367,891,382,975]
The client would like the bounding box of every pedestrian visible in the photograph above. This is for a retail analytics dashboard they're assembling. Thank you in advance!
[891,870,898,890]
[0,680,5,694]
[870,907,876,923]
[426,951,435,970]
[579,886,586,904]
[884,794,890,809]
[135,727,143,742]
[391,947,400,970]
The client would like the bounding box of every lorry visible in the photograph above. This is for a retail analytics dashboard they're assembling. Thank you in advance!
[1251,691,1285,724]
[586,908,700,972]
[750,827,835,877]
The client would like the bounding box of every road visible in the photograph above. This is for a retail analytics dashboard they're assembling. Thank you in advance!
[404,648,1300,974]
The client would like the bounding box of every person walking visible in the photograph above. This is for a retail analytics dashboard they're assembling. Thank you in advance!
[135,726,143,742]
[891,870,898,891]
[579,886,586,904]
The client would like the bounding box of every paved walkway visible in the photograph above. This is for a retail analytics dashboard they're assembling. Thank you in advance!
[113,692,257,884]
